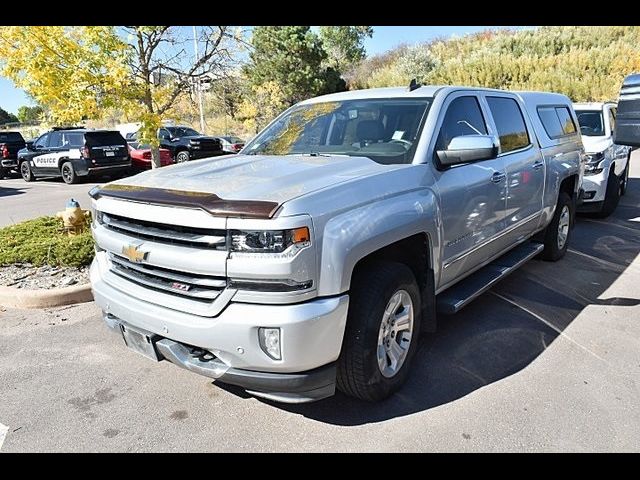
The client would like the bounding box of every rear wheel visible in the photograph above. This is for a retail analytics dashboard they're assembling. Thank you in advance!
[596,169,620,218]
[175,150,190,163]
[0,167,6,179]
[61,161,78,184]
[337,261,422,402]
[20,161,35,182]
[541,191,573,261]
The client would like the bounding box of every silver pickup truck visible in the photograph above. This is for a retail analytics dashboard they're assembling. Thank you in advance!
[89,85,584,403]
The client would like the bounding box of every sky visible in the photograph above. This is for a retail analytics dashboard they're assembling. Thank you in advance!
[0,25,528,115]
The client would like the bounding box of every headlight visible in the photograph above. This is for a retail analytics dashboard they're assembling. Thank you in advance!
[230,227,310,254]
[583,152,605,175]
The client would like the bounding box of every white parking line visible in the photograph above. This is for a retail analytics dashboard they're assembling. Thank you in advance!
[490,292,610,365]
[0,422,8,451]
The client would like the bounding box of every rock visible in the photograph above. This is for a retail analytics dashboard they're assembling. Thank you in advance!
[61,278,78,286]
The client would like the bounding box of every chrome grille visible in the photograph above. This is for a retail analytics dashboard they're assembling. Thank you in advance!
[100,212,226,249]
[109,253,226,302]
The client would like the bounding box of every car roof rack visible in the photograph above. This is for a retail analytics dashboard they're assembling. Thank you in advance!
[51,126,85,131]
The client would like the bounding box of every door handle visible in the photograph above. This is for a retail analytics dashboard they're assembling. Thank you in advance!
[532,160,544,170]
[491,172,506,183]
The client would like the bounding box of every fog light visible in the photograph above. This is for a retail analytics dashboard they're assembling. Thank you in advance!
[258,327,281,360]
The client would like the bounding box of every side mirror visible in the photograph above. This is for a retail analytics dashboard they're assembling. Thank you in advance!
[437,135,498,167]
[25,141,34,150]
[35,144,44,150]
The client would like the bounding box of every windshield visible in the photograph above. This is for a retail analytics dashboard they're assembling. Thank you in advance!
[243,98,431,165]
[576,110,605,137]
[167,127,200,137]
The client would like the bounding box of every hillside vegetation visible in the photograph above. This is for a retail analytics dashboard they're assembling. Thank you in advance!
[348,26,640,102]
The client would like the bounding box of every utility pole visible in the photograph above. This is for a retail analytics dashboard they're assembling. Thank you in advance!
[192,25,206,133]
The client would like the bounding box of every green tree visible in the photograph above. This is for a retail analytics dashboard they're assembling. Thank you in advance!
[0,107,18,125]
[245,26,340,106]
[319,26,373,71]
[16,105,44,123]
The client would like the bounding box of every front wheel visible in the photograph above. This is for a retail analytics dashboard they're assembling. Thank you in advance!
[620,159,630,196]
[20,161,35,182]
[175,150,190,163]
[61,161,78,184]
[337,261,422,402]
[540,191,574,261]
[596,169,621,218]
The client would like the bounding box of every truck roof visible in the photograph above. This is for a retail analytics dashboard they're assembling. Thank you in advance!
[573,101,616,110]
[300,85,575,105]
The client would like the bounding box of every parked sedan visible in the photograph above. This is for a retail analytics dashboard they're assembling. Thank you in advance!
[217,136,245,154]
[128,143,174,172]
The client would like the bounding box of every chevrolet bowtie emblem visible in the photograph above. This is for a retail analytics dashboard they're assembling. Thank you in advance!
[122,244,149,263]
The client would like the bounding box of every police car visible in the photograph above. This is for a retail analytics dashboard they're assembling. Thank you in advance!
[17,127,130,184]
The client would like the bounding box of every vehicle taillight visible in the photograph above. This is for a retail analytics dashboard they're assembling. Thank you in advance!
[82,145,90,158]
[142,151,151,160]
[0,144,8,158]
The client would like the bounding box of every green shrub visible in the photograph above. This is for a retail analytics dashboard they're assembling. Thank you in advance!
[0,215,95,267]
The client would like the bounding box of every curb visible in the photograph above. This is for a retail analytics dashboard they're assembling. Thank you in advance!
[0,283,93,309]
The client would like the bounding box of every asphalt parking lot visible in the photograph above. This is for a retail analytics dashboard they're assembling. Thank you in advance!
[0,175,107,227]
[1,154,639,452]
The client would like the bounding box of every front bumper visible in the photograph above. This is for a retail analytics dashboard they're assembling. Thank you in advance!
[90,258,349,401]
[190,150,225,160]
[579,168,609,205]
[103,312,336,403]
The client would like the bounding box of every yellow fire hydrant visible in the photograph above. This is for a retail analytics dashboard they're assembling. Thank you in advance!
[56,198,91,236]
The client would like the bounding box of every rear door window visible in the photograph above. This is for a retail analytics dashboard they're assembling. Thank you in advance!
[62,131,84,148]
[487,96,530,153]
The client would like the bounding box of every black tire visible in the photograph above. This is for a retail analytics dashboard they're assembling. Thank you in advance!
[337,261,422,402]
[620,159,630,196]
[20,161,35,182]
[596,169,620,218]
[61,161,78,184]
[175,150,190,163]
[0,167,6,179]
[540,191,574,261]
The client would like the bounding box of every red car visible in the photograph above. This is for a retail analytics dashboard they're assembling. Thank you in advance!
[128,143,174,170]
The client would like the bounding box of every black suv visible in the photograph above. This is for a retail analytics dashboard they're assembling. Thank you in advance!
[158,125,224,162]
[0,131,26,179]
[17,128,130,184]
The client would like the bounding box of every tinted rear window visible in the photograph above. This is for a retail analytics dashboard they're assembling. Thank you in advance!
[0,132,25,142]
[84,131,126,147]
[555,107,576,135]
[539,106,578,139]
[538,107,565,138]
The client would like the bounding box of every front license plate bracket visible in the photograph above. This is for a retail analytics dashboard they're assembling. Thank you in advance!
[120,323,160,361]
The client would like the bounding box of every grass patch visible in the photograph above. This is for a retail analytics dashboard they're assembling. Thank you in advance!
[0,215,95,267]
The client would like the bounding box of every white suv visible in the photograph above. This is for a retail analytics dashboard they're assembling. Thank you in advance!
[574,102,632,217]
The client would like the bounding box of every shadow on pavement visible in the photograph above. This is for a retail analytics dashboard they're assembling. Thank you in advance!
[244,177,640,426]
[0,185,26,197]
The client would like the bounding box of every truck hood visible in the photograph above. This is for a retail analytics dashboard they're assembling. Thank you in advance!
[109,154,402,205]
[580,135,611,153]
